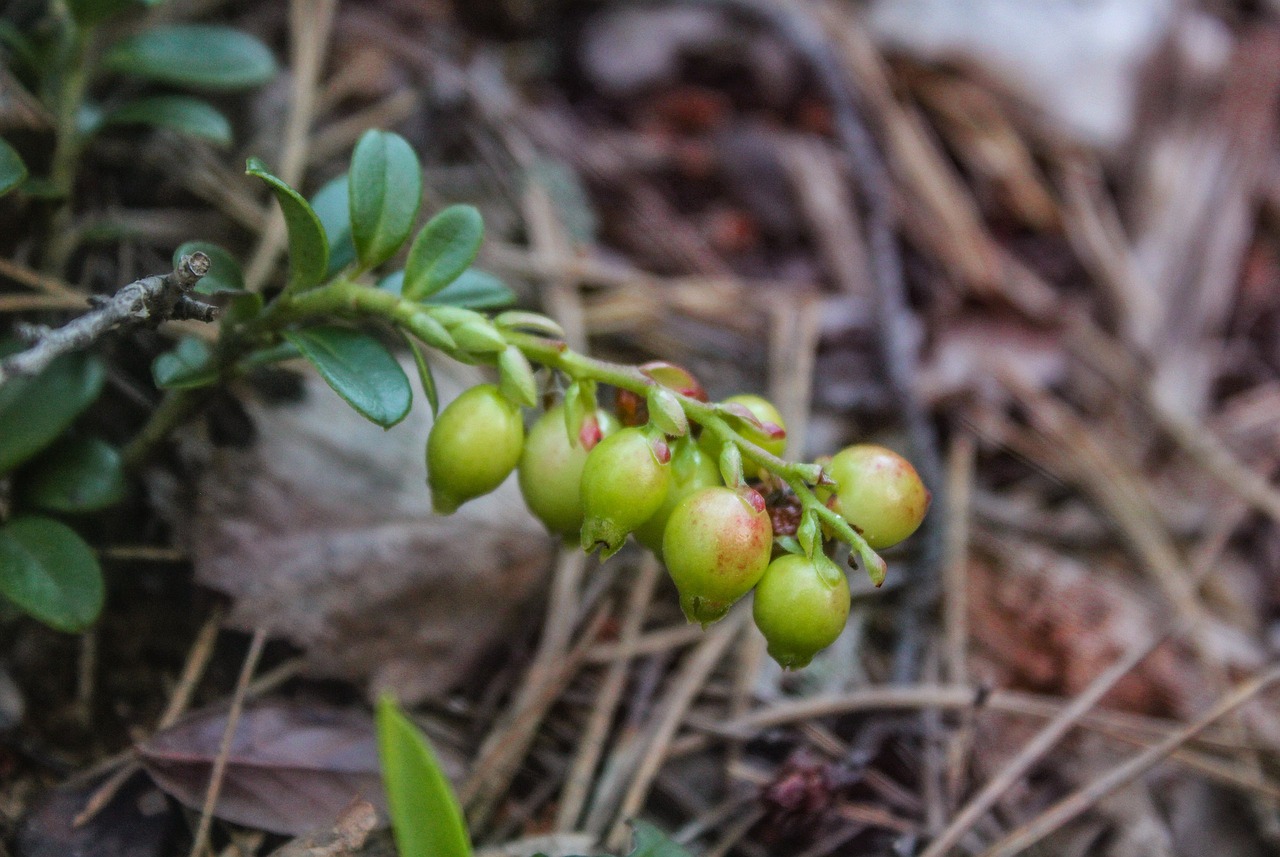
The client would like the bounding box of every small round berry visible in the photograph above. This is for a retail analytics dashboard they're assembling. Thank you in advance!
[663,486,773,625]
[633,436,722,554]
[826,444,930,549]
[427,384,524,514]
[753,552,850,669]
[519,404,620,536]
[580,426,671,558]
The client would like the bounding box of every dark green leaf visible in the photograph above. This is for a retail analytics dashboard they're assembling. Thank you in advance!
[627,821,695,857]
[428,269,515,309]
[402,205,483,301]
[104,95,232,147]
[152,337,219,390]
[376,695,472,857]
[311,174,356,277]
[402,333,438,417]
[284,327,411,428]
[66,0,136,26]
[349,130,422,271]
[172,241,245,294]
[106,25,277,90]
[21,437,126,513]
[222,292,264,325]
[0,517,103,632]
[0,348,104,475]
[239,341,301,369]
[0,138,27,197]
[246,158,329,290]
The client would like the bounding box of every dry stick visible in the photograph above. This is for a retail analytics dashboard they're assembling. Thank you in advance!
[515,547,587,710]
[0,255,83,299]
[0,253,214,385]
[942,435,975,811]
[0,293,89,312]
[603,610,749,851]
[586,625,704,664]
[243,0,337,291]
[917,622,1182,857]
[187,626,269,857]
[980,665,1280,857]
[556,556,662,832]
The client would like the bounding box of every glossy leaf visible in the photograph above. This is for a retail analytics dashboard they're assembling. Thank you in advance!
[21,437,126,513]
[376,695,472,857]
[311,174,356,277]
[153,337,219,390]
[0,517,103,632]
[246,158,329,290]
[103,95,232,146]
[349,130,422,271]
[106,25,277,90]
[429,269,515,309]
[172,241,245,294]
[284,326,411,428]
[403,205,483,301]
[0,138,26,197]
[0,348,104,474]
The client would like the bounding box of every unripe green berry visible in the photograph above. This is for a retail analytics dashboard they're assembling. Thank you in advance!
[826,444,930,549]
[634,436,723,553]
[427,384,524,514]
[663,486,773,625]
[580,426,672,558]
[700,394,786,479]
[753,552,850,669]
[519,404,620,537]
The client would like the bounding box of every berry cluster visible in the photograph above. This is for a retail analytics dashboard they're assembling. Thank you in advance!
[426,377,929,669]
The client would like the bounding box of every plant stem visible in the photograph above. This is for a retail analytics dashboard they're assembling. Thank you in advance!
[123,388,206,471]
[44,20,92,273]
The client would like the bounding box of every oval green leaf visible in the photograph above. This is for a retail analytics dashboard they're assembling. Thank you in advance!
[152,337,219,390]
[376,695,472,857]
[311,173,356,277]
[21,436,126,513]
[0,348,104,475]
[0,517,103,632]
[172,241,245,294]
[246,158,329,290]
[104,95,232,147]
[106,25,277,90]
[284,326,411,428]
[428,269,515,309]
[403,205,484,301]
[349,130,422,271]
[0,137,26,197]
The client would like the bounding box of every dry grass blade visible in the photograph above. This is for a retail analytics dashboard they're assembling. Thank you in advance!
[980,665,1280,857]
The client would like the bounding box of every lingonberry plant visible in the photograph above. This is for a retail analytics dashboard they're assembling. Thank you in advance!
[0,128,930,668]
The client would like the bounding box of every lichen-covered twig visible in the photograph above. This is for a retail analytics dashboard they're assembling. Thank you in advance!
[0,252,217,386]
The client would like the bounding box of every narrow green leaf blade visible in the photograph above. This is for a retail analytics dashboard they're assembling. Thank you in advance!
[152,337,219,390]
[349,130,422,271]
[311,174,356,277]
[104,95,232,147]
[428,269,515,309]
[628,821,696,857]
[403,205,484,301]
[106,25,277,90]
[0,517,103,632]
[0,138,27,196]
[284,326,411,428]
[246,158,329,290]
[376,695,472,857]
[173,241,245,294]
[0,348,104,474]
[402,333,438,417]
[21,437,126,514]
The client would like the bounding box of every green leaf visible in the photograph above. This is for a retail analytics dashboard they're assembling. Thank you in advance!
[498,346,536,408]
[402,333,438,417]
[103,96,232,147]
[172,241,245,294]
[0,517,103,633]
[0,348,105,475]
[403,205,484,301]
[106,25,277,90]
[152,337,219,390]
[284,326,411,428]
[66,0,136,26]
[311,174,356,277]
[428,269,515,309]
[21,437,126,513]
[493,311,564,339]
[627,821,696,857]
[377,695,472,857]
[0,138,26,196]
[349,130,422,271]
[246,158,329,290]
